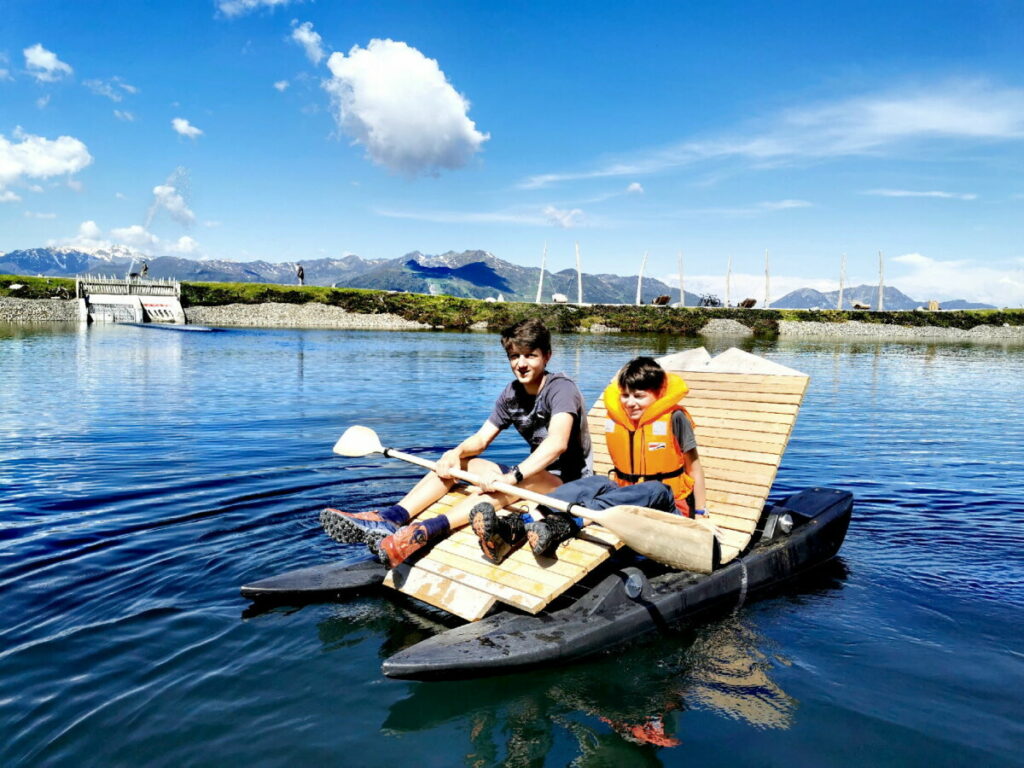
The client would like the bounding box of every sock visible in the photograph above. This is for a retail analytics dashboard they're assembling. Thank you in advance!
[420,515,451,540]
[378,504,410,525]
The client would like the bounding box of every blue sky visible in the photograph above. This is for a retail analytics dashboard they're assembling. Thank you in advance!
[2,0,1023,305]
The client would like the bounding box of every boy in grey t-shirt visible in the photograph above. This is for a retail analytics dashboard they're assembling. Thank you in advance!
[320,318,592,568]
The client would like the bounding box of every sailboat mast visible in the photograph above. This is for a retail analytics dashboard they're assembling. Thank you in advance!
[535,242,547,304]
[838,253,846,310]
[575,242,583,304]
[726,255,732,308]
[636,250,648,305]
[678,250,685,308]
[878,250,884,311]
[764,248,770,309]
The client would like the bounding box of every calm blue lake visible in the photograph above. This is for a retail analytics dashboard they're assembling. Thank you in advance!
[2,323,1022,767]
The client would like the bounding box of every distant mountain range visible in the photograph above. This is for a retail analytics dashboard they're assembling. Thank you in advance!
[0,245,995,309]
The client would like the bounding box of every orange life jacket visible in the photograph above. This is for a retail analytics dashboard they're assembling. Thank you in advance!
[602,373,696,515]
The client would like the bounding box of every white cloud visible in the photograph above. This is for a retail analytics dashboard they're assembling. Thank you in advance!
[0,190,21,202]
[168,235,199,254]
[78,220,102,240]
[217,0,295,18]
[202,220,222,228]
[36,94,50,109]
[543,205,584,228]
[150,184,195,225]
[24,210,57,219]
[0,129,93,191]
[758,199,812,210]
[115,192,126,199]
[324,39,489,176]
[290,20,324,65]
[0,54,11,81]
[891,252,1024,307]
[23,44,73,83]
[67,179,83,191]
[171,118,203,138]
[110,224,159,249]
[273,80,289,92]
[84,76,137,102]
[865,188,977,200]
[521,79,1024,188]
[114,110,135,122]
[626,182,644,194]
[0,69,10,81]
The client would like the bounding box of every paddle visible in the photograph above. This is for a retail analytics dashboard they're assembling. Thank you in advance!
[333,426,718,573]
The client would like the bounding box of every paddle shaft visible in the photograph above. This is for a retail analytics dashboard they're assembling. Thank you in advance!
[381,446,584,517]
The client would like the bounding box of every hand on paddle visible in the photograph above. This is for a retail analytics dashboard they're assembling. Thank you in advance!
[478,468,518,493]
[435,448,464,479]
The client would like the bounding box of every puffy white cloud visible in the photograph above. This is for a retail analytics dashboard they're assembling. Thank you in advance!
[290,20,324,65]
[171,118,203,138]
[150,184,196,225]
[273,80,289,92]
[543,205,584,228]
[168,235,199,254]
[324,39,489,176]
[0,190,22,202]
[865,188,977,200]
[0,129,93,191]
[114,110,135,122]
[78,220,102,240]
[217,0,295,18]
[110,224,159,249]
[23,44,73,82]
[84,76,137,102]
[626,182,644,194]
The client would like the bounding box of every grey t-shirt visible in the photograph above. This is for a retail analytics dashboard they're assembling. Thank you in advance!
[488,372,593,481]
[672,410,698,453]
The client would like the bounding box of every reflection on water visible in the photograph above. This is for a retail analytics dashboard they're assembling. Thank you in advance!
[2,325,1023,767]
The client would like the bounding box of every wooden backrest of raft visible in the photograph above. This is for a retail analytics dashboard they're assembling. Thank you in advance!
[384,347,808,621]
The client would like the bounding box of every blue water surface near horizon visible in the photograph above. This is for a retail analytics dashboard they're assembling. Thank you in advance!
[1,323,1022,767]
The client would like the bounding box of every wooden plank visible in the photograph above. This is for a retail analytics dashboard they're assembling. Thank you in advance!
[700,455,777,484]
[421,547,557,604]
[683,397,800,416]
[435,536,587,583]
[706,487,769,510]
[689,414,792,435]
[708,503,761,527]
[720,543,742,564]
[706,476,779,499]
[385,566,496,621]
[694,445,782,468]
[697,431,788,453]
[675,373,808,393]
[684,405,797,425]
[412,555,548,613]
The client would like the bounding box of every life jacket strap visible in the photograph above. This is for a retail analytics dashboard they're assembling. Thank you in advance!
[610,466,686,484]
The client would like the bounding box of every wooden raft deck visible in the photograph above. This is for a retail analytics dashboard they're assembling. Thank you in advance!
[384,347,808,620]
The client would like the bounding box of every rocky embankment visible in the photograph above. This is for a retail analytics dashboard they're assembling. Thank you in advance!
[184,302,430,329]
[0,296,78,323]
[3,297,1023,341]
[776,319,1024,341]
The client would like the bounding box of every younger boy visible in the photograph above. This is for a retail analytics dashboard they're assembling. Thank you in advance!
[320,318,592,567]
[480,356,706,563]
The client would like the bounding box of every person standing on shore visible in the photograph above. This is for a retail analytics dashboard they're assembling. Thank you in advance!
[296,264,305,286]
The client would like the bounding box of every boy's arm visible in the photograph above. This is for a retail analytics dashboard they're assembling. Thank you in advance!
[435,420,501,479]
[684,448,707,512]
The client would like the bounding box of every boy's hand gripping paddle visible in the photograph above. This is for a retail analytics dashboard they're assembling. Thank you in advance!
[333,426,717,573]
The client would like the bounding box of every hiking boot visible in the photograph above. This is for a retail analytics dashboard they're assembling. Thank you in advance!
[525,512,580,556]
[374,522,432,568]
[469,502,526,564]
[319,507,399,545]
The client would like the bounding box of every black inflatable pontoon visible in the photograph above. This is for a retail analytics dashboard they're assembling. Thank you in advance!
[241,486,851,680]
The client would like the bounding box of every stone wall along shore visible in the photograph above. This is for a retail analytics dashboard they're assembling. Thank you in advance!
[3,297,1023,342]
[0,296,78,323]
[184,302,430,329]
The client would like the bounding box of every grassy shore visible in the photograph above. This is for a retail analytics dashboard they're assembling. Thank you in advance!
[2,274,1021,335]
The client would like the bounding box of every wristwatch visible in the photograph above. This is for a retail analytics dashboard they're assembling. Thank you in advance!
[511,465,524,483]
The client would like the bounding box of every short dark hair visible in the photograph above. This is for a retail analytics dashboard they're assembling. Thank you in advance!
[501,318,551,355]
[617,356,666,393]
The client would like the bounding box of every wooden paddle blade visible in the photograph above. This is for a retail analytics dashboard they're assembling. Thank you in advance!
[597,505,717,573]
[332,426,385,457]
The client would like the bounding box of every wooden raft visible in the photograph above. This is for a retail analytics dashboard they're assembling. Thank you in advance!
[385,346,808,619]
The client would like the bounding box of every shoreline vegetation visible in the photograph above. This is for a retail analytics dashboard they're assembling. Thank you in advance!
[2,274,1022,341]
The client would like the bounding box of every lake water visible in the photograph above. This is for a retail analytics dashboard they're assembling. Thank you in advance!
[2,323,1022,767]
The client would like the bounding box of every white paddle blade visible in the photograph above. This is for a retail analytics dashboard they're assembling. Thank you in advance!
[332,426,385,457]
[598,505,717,573]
